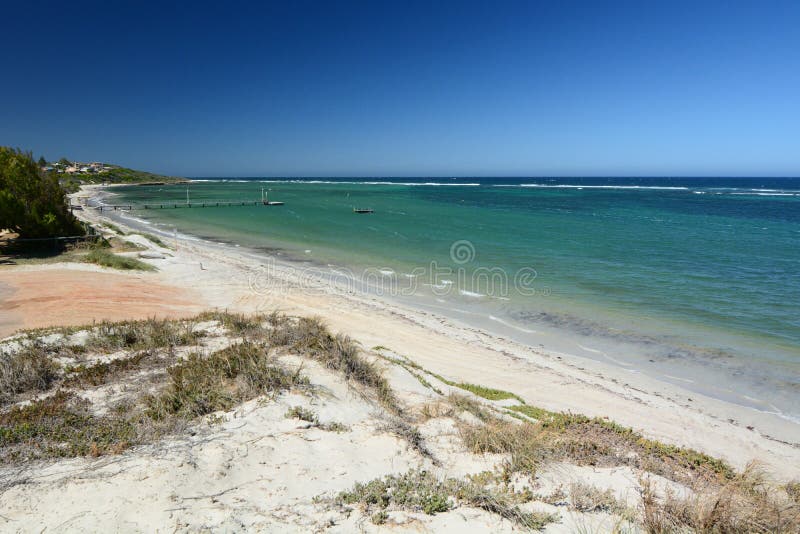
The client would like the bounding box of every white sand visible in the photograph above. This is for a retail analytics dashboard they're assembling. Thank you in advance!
[0,324,665,532]
[68,192,800,480]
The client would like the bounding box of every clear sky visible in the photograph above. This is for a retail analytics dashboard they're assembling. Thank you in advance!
[1,0,798,177]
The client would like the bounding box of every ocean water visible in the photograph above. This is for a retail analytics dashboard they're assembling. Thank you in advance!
[108,177,800,421]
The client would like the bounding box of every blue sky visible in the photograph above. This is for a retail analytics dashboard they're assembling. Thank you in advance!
[1,0,798,177]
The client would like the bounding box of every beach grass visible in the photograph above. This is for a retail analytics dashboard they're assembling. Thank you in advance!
[107,237,146,252]
[86,317,204,352]
[139,232,171,249]
[101,222,125,235]
[146,341,308,420]
[83,249,155,271]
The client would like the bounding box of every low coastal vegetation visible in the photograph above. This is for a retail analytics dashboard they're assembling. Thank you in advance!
[83,248,155,271]
[0,313,402,463]
[3,234,156,271]
[374,347,733,484]
[334,469,558,529]
[1,314,798,531]
[140,232,170,249]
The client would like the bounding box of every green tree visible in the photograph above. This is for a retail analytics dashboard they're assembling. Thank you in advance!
[58,157,71,166]
[0,147,84,238]
[38,156,47,167]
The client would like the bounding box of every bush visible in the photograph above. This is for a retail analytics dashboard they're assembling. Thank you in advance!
[0,147,83,238]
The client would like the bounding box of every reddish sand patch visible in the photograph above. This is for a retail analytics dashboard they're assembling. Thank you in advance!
[0,268,203,337]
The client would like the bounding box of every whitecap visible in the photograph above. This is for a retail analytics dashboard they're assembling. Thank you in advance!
[498,184,690,191]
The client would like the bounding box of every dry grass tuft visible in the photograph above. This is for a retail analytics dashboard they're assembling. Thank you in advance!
[285,406,350,432]
[197,310,267,338]
[448,392,494,422]
[63,351,153,388]
[0,344,59,405]
[87,317,203,352]
[459,419,546,479]
[267,315,398,410]
[419,400,455,421]
[146,341,307,419]
[568,482,628,514]
[383,416,437,461]
[640,463,800,533]
[285,405,317,423]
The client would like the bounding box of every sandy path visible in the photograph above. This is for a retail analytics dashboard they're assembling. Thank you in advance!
[0,265,204,337]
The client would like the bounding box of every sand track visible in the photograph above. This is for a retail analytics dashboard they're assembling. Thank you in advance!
[0,265,203,337]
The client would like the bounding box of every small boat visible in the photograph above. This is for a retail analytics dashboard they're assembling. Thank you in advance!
[353,207,374,214]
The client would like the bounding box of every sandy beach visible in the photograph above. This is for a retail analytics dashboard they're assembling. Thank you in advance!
[63,186,800,477]
[0,186,798,532]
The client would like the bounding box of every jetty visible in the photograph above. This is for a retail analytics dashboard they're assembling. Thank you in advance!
[86,188,284,211]
[262,188,284,206]
[91,200,267,211]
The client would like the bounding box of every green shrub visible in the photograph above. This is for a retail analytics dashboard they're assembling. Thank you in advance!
[0,147,84,238]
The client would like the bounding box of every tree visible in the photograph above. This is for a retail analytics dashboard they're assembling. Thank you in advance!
[38,156,47,167]
[58,157,71,166]
[0,147,84,238]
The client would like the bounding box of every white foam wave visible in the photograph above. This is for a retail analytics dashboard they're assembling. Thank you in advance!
[494,184,690,191]
[258,180,480,186]
[731,192,798,197]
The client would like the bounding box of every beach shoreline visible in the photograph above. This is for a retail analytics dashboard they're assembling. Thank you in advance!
[51,184,800,480]
[96,178,800,428]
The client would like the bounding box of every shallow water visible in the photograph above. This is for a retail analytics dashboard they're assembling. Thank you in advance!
[108,177,800,421]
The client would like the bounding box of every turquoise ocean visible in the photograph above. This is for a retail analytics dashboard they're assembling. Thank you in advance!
[107,177,800,422]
